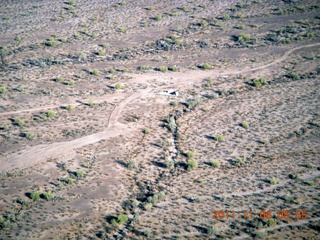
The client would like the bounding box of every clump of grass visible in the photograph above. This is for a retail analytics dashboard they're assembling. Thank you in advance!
[290,72,300,80]
[202,63,212,70]
[238,33,251,42]
[42,192,54,200]
[127,159,135,169]
[76,169,86,179]
[284,194,294,203]
[88,99,94,107]
[200,20,208,27]
[139,65,149,71]
[46,110,56,118]
[266,218,277,227]
[98,49,106,56]
[114,83,123,90]
[55,77,64,82]
[187,159,198,171]
[214,134,225,142]
[24,132,35,140]
[1,125,9,131]
[91,69,99,75]
[186,151,195,159]
[159,66,168,72]
[241,121,249,129]
[144,128,151,134]
[235,157,245,166]
[144,203,153,210]
[211,160,220,168]
[307,180,315,186]
[64,177,74,184]
[119,27,127,33]
[270,177,278,185]
[169,65,178,71]
[30,191,41,201]
[66,104,74,111]
[0,86,7,94]
[154,15,162,21]
[165,160,174,169]
[223,14,230,20]
[47,37,58,47]
[65,80,75,85]
[253,77,266,88]
[13,117,25,127]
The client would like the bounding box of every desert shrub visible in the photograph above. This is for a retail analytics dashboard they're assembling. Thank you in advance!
[76,169,86,179]
[57,161,68,170]
[55,77,64,82]
[91,69,99,75]
[155,15,162,21]
[47,37,58,47]
[144,203,153,210]
[119,27,127,33]
[139,65,149,71]
[24,132,35,140]
[65,177,74,184]
[239,24,246,29]
[169,65,178,71]
[201,20,208,27]
[1,125,9,131]
[61,37,67,43]
[306,32,314,39]
[290,72,300,80]
[115,83,123,90]
[42,192,54,200]
[13,117,25,127]
[88,99,94,107]
[144,128,151,134]
[0,86,7,94]
[77,52,87,61]
[187,151,195,159]
[165,160,174,169]
[187,159,198,170]
[16,197,28,206]
[285,194,294,203]
[127,159,135,169]
[270,177,278,185]
[30,191,41,201]
[238,34,251,42]
[117,214,128,224]
[214,134,225,142]
[159,66,168,72]
[211,160,220,168]
[267,218,276,227]
[98,49,106,56]
[68,0,75,5]
[235,157,245,166]
[236,12,244,18]
[223,14,230,20]
[202,63,212,69]
[241,121,249,129]
[66,104,74,111]
[307,180,315,186]
[174,39,181,45]
[46,110,56,118]
[143,229,153,237]
[166,115,176,132]
[207,224,216,235]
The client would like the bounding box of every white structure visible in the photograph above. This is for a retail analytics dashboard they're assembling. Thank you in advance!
[158,89,179,96]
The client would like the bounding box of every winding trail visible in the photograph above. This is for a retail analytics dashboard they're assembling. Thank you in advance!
[1,43,319,172]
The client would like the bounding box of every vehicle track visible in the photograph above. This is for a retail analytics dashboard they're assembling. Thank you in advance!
[1,43,319,172]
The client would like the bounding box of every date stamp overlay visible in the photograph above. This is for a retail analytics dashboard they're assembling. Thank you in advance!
[212,209,308,220]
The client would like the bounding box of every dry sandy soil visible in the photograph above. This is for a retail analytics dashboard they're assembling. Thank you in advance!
[0,0,320,239]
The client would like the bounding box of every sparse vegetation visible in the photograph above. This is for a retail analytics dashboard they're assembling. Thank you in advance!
[241,121,249,129]
[42,192,54,200]
[187,159,198,170]
[46,110,56,118]
[214,134,225,142]
[0,86,7,94]
[114,83,123,90]
[211,160,220,168]
[13,117,25,127]
[76,169,86,179]
[66,104,74,111]
[186,151,195,159]
[238,33,251,42]
[270,177,279,185]
[30,191,41,201]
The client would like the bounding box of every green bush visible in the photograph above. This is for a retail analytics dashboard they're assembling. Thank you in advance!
[127,159,135,169]
[119,27,127,33]
[24,132,35,140]
[30,191,41,201]
[201,20,208,27]
[144,128,151,134]
[65,177,74,184]
[91,69,99,75]
[155,15,162,21]
[88,99,94,107]
[159,66,168,72]
[98,49,106,56]
[144,203,153,210]
[139,65,149,71]
[211,160,220,168]
[202,63,212,69]
[46,110,56,118]
[284,194,294,203]
[270,177,278,185]
[165,160,174,169]
[238,34,251,42]
[290,72,300,80]
[214,134,225,142]
[66,104,74,111]
[0,86,7,94]
[76,169,86,179]
[115,83,123,90]
[223,14,230,20]
[267,218,276,227]
[187,151,195,159]
[241,121,249,129]
[47,37,58,47]
[55,77,64,82]
[187,159,198,170]
[13,117,25,127]
[42,192,54,200]
[236,157,245,166]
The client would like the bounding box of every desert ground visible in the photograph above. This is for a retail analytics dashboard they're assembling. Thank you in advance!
[0,0,320,239]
